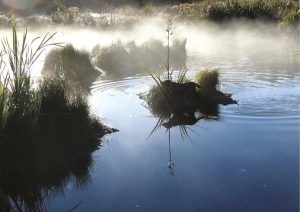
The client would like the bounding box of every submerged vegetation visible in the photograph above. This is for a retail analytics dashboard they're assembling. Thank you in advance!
[0,0,298,30]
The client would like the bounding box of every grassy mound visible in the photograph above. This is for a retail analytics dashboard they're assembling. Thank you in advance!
[141,67,237,127]
[92,38,187,78]
[195,67,220,92]
[42,44,101,91]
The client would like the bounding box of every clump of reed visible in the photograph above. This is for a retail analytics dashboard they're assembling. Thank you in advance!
[0,19,56,137]
[42,44,101,91]
[91,38,187,78]
[0,22,108,182]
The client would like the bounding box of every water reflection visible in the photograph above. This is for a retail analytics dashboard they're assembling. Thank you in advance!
[0,155,94,211]
[143,86,233,176]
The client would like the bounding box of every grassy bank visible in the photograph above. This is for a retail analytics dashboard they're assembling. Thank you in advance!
[0,0,298,30]
[91,38,186,78]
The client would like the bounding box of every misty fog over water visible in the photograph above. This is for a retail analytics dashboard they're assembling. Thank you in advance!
[1,19,298,77]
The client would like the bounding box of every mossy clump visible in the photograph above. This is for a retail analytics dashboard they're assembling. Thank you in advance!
[195,67,239,105]
[42,44,101,91]
[194,67,220,93]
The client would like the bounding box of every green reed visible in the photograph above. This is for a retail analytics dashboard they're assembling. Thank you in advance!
[0,19,59,134]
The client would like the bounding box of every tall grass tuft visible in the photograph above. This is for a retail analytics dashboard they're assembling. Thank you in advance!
[0,20,59,135]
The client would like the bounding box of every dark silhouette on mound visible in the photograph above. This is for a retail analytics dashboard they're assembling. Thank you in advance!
[161,80,201,96]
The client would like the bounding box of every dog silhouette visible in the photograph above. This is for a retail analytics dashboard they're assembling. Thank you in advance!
[161,80,201,96]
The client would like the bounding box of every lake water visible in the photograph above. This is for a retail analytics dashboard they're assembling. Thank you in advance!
[44,24,299,212]
[2,21,299,211]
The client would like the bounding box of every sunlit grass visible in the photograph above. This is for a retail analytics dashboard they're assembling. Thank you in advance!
[194,67,220,92]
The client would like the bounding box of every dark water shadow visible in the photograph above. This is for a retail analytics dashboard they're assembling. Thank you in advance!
[0,155,95,212]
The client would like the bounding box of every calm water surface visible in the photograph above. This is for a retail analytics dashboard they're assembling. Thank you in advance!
[43,28,299,212]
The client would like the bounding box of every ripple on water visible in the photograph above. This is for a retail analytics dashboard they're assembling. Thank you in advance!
[90,67,299,121]
[91,76,155,94]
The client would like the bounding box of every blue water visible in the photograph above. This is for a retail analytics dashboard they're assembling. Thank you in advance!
[29,25,299,211]
[47,59,299,211]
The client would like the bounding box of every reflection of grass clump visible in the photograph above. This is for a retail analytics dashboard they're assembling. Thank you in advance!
[1,148,95,211]
[42,44,101,90]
